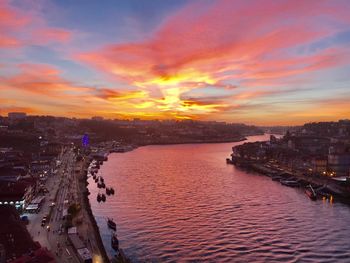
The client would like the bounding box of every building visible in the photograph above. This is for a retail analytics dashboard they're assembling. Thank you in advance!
[0,180,37,210]
[30,159,51,173]
[328,153,350,176]
[312,157,327,174]
[288,136,331,154]
[68,229,92,263]
[0,206,55,262]
[10,247,56,263]
[328,144,350,176]
[8,112,27,121]
[91,116,104,121]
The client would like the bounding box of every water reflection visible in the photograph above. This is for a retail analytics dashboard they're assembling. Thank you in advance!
[88,134,350,262]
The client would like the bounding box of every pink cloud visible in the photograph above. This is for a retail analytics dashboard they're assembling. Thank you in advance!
[0,35,20,47]
[0,0,73,49]
[32,28,72,44]
[79,0,350,89]
[0,1,30,29]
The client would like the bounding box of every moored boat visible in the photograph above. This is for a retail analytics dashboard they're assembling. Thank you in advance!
[305,185,317,201]
[111,233,119,251]
[106,187,115,195]
[108,218,117,230]
[280,179,300,187]
[97,193,102,203]
[271,176,282,181]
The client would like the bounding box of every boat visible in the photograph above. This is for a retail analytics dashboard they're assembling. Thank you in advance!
[111,233,119,251]
[271,176,282,181]
[280,179,300,187]
[108,218,117,230]
[99,177,104,183]
[97,194,102,203]
[226,158,233,164]
[101,194,106,202]
[97,182,102,188]
[101,182,106,188]
[305,185,317,200]
[106,187,115,195]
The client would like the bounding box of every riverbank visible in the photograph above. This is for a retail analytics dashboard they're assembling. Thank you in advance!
[75,160,110,263]
[83,158,131,263]
[98,137,248,159]
[137,136,247,146]
[230,157,350,201]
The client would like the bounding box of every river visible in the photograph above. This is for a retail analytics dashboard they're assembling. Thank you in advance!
[88,134,350,262]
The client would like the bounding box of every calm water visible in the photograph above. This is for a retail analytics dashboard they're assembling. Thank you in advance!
[88,134,350,262]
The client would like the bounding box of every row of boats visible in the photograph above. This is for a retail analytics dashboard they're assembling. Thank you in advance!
[269,173,331,201]
[227,158,334,202]
[89,159,121,255]
[95,182,115,202]
[88,160,115,203]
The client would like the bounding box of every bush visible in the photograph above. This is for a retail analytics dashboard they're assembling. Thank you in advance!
[68,203,81,217]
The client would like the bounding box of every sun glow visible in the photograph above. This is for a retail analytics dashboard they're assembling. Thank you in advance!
[1,0,350,124]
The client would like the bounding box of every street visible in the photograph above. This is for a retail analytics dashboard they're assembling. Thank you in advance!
[25,147,81,263]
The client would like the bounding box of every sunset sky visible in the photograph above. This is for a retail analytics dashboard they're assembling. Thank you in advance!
[1,0,350,125]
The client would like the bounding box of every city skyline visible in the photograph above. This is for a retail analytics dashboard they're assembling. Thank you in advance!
[1,0,350,125]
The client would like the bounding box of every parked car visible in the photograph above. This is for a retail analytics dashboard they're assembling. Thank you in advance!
[41,215,48,226]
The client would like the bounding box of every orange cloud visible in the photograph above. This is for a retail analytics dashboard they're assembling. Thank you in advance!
[1,63,89,97]
[0,106,37,115]
[95,88,147,101]
[78,0,350,121]
[0,63,170,119]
